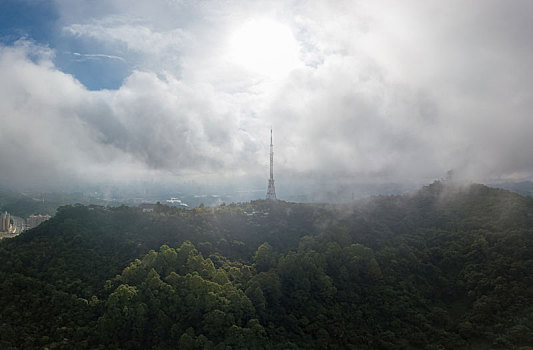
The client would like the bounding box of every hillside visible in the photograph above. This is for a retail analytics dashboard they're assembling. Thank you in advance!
[0,182,532,349]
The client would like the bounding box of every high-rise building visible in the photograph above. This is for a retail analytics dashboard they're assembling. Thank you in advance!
[266,129,277,200]
[1,212,10,232]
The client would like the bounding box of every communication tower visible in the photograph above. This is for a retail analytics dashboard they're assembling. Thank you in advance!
[266,129,277,200]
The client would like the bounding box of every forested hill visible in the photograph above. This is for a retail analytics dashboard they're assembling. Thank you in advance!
[0,182,532,349]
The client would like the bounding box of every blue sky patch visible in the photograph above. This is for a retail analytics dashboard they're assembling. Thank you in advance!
[0,0,58,44]
[1,0,129,90]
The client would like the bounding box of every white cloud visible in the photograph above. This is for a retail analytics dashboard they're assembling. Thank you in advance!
[64,16,191,75]
[0,42,260,189]
[2,0,533,191]
[72,52,126,62]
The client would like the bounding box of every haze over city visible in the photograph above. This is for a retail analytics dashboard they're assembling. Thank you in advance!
[2,0,533,198]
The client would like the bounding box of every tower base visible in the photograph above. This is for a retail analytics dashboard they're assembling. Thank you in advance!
[266,179,277,200]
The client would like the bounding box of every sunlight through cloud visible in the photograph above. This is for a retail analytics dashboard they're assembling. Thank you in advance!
[225,18,301,78]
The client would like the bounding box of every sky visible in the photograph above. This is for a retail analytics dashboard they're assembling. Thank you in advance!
[1,0,533,193]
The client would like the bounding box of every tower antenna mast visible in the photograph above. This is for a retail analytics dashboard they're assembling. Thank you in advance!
[266,128,277,200]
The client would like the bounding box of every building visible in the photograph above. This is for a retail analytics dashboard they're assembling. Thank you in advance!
[139,203,155,212]
[1,212,11,232]
[26,214,51,230]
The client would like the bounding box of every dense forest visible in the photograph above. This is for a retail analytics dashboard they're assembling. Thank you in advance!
[0,181,532,349]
